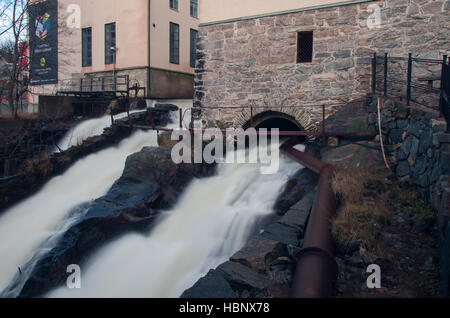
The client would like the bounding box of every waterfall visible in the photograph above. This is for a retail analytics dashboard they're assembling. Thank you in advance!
[55,110,146,152]
[0,130,160,294]
[48,146,303,298]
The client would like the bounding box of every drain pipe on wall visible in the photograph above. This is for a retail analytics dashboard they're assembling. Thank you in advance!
[281,142,339,298]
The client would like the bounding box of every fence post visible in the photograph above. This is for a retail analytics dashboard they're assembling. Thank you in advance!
[372,53,377,94]
[322,105,327,146]
[384,53,388,96]
[439,55,448,116]
[407,53,412,106]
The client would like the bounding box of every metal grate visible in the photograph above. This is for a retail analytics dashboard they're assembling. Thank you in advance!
[297,31,313,63]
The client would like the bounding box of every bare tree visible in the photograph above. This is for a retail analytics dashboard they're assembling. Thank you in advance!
[0,0,30,119]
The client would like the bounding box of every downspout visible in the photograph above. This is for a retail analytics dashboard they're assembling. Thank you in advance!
[281,141,339,298]
[147,0,151,98]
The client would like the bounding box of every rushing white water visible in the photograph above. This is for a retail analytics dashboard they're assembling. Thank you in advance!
[0,99,197,295]
[0,129,161,294]
[48,146,303,298]
[57,99,193,152]
[56,110,146,152]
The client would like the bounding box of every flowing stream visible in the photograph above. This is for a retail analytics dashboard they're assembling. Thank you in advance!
[56,110,147,152]
[0,100,304,298]
[48,146,302,298]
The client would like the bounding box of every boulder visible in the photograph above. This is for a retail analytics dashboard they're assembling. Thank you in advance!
[215,261,272,294]
[279,191,315,233]
[181,270,236,298]
[154,104,179,112]
[230,236,286,274]
[273,169,317,215]
[261,222,301,246]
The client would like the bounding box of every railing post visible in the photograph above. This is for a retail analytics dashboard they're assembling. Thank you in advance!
[439,55,448,117]
[372,53,377,94]
[101,77,105,91]
[179,109,183,129]
[322,105,327,146]
[79,78,83,91]
[384,53,388,97]
[126,75,130,98]
[444,56,450,133]
[407,53,412,106]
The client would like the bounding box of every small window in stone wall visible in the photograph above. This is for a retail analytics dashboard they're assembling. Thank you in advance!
[297,31,313,63]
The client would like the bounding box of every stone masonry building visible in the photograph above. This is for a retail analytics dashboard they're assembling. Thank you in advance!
[194,0,449,130]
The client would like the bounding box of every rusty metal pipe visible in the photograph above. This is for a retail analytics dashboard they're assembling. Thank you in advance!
[281,142,338,298]
[280,144,329,175]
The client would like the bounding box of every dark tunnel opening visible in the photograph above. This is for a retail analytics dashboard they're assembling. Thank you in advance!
[242,112,306,144]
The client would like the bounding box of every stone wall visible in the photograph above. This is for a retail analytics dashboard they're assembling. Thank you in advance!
[367,94,450,295]
[195,0,450,128]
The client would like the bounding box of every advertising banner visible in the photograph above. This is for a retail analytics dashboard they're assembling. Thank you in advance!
[29,0,58,85]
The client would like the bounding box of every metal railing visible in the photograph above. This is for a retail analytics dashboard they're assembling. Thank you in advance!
[441,57,450,132]
[371,53,450,131]
[114,102,378,144]
[57,75,130,97]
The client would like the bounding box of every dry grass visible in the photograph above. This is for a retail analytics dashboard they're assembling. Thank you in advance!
[331,169,389,253]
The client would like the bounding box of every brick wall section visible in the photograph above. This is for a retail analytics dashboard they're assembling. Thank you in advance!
[195,0,450,128]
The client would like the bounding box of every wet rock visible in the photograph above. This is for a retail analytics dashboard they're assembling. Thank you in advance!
[279,191,314,233]
[181,270,236,298]
[154,104,179,112]
[257,284,291,298]
[230,236,286,274]
[273,169,318,215]
[215,261,271,293]
[261,222,301,246]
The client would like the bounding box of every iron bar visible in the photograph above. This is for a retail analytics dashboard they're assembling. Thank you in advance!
[440,55,447,118]
[407,53,413,106]
[384,53,388,96]
[115,123,377,138]
[322,105,326,147]
[372,53,377,94]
